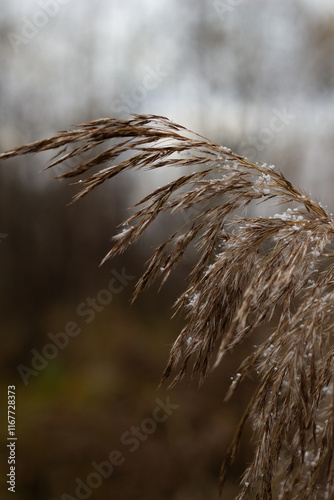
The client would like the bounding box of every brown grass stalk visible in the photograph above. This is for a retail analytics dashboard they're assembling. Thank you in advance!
[2,114,334,499]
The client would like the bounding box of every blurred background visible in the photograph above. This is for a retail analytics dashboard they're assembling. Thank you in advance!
[1,1,334,498]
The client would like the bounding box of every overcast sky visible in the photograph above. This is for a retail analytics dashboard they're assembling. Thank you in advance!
[1,0,334,205]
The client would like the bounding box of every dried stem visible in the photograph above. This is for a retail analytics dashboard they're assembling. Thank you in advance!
[2,114,334,499]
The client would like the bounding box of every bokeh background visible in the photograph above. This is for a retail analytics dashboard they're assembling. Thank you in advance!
[1,1,334,499]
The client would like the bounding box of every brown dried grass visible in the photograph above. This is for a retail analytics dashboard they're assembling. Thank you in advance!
[2,114,334,499]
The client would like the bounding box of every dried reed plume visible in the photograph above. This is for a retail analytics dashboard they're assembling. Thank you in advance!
[2,114,334,499]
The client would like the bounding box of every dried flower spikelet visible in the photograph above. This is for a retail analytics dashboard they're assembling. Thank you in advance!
[2,114,334,499]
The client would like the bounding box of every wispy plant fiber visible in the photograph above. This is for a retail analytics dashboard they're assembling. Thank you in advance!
[2,114,334,499]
